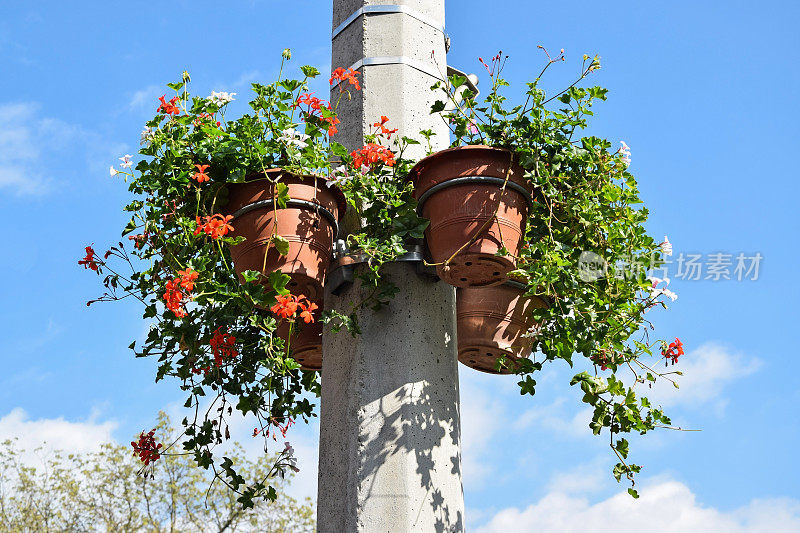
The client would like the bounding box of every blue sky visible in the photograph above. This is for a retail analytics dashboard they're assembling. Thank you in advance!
[1,1,798,531]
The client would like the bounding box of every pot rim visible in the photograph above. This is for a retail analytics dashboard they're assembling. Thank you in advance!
[409,144,515,181]
[228,168,347,220]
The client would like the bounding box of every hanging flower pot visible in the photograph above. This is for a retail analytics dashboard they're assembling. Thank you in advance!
[457,280,548,374]
[409,145,534,288]
[224,169,346,300]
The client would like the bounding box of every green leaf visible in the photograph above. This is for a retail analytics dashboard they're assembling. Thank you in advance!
[628,488,640,498]
[275,182,290,209]
[272,235,290,256]
[122,217,138,236]
[430,100,446,113]
[268,271,290,294]
[301,65,320,78]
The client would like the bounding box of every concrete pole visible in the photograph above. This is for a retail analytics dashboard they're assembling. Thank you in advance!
[317,1,465,532]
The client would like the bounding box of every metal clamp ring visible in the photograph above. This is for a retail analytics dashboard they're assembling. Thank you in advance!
[231,198,339,236]
[415,176,534,214]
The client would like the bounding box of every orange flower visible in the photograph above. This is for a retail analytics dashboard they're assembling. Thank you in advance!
[351,143,396,169]
[177,268,198,291]
[373,116,398,139]
[298,299,318,324]
[330,67,361,90]
[192,164,211,183]
[271,294,299,319]
[157,95,181,115]
[163,278,187,318]
[194,214,234,239]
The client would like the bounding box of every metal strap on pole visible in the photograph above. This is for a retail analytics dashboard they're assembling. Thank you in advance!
[332,5,445,39]
[331,56,443,88]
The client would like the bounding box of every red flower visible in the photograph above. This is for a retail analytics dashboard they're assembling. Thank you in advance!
[662,337,684,364]
[373,116,398,139]
[176,268,198,291]
[296,92,324,111]
[192,164,211,183]
[298,299,318,324]
[157,95,181,115]
[131,429,162,465]
[194,214,234,239]
[350,143,396,169]
[209,326,238,367]
[271,294,299,319]
[78,246,102,273]
[163,278,187,318]
[325,115,341,136]
[330,67,361,91]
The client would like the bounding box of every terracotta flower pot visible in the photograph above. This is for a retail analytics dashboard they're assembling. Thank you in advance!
[456,281,548,374]
[410,145,533,288]
[274,300,324,371]
[224,170,346,301]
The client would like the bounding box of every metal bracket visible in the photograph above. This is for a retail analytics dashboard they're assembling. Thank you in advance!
[332,5,446,39]
[416,176,534,214]
[232,198,340,237]
[326,243,438,295]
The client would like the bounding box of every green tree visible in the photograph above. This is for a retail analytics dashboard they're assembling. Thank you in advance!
[0,414,314,532]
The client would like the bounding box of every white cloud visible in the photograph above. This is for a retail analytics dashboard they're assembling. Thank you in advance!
[127,84,161,111]
[646,342,760,412]
[0,408,117,459]
[475,479,800,533]
[0,102,126,196]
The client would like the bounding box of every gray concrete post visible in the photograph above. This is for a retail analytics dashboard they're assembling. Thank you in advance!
[317,1,465,532]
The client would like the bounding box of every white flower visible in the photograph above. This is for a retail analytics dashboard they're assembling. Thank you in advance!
[660,235,673,256]
[109,166,119,176]
[619,141,632,166]
[326,166,351,188]
[647,276,669,288]
[209,90,236,106]
[119,154,133,169]
[661,288,678,301]
[140,127,155,146]
[278,128,310,149]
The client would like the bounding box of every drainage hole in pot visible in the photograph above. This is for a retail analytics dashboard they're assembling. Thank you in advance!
[469,359,476,364]
[289,281,298,287]
[493,271,500,276]
[460,278,468,282]
[465,261,472,266]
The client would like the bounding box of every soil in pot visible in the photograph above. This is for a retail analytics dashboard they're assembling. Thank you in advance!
[410,145,533,288]
[456,282,548,374]
[224,170,346,300]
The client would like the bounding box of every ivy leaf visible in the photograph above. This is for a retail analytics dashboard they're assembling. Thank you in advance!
[430,100,446,113]
[518,375,537,396]
[628,488,639,499]
[275,182,290,209]
[272,235,290,256]
[268,271,290,294]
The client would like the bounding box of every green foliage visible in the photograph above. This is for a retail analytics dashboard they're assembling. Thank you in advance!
[435,50,681,494]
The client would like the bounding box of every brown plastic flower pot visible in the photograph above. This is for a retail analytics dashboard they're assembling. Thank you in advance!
[456,281,548,374]
[224,169,346,301]
[410,145,533,288]
[274,301,323,372]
